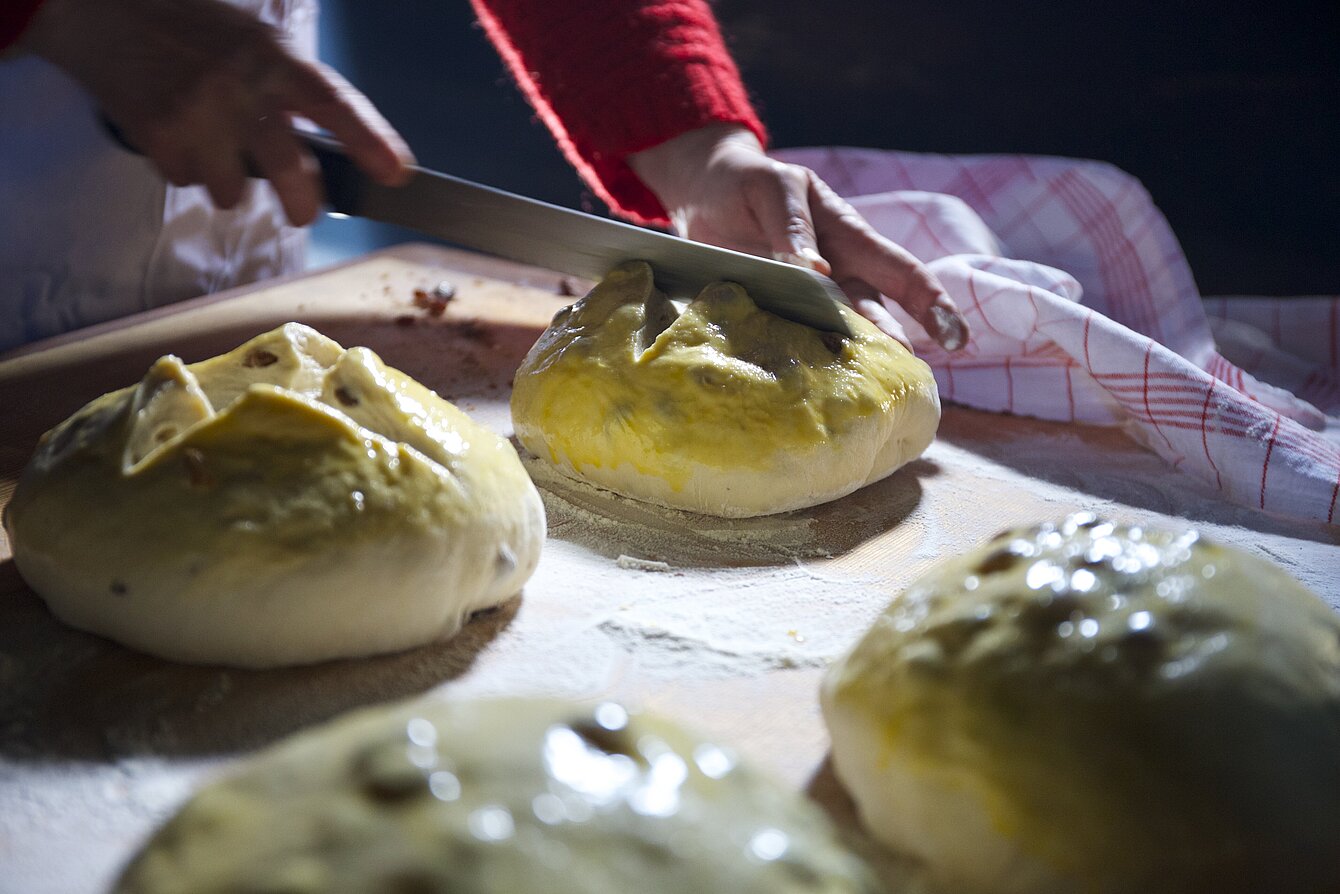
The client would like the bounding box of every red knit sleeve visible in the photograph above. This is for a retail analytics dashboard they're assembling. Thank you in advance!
[469,0,766,226]
[0,0,47,50]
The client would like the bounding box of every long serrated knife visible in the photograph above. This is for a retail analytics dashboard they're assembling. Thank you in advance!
[300,133,851,334]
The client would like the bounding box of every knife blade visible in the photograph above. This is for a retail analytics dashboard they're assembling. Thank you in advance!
[301,133,853,335]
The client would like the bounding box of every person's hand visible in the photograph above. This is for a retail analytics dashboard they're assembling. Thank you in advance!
[629,124,968,350]
[21,0,414,226]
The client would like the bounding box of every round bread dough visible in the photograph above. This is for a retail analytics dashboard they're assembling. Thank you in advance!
[113,697,880,893]
[821,514,1340,893]
[510,261,940,517]
[3,323,545,668]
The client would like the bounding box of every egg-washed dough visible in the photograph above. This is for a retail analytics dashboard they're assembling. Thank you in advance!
[510,261,940,517]
[3,323,545,669]
[822,514,1340,894]
[113,697,880,894]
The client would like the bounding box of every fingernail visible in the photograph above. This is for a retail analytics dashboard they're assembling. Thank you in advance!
[932,305,969,351]
[775,248,828,273]
[799,246,826,267]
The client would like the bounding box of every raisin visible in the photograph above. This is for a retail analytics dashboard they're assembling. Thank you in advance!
[182,448,211,487]
[976,548,1018,574]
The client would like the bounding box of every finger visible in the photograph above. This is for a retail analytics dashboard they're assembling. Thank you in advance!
[179,113,247,208]
[856,298,913,350]
[744,162,830,274]
[137,125,198,188]
[248,112,321,226]
[810,175,970,350]
[153,74,250,208]
[152,148,196,188]
[276,59,414,186]
[839,276,913,350]
[193,137,248,209]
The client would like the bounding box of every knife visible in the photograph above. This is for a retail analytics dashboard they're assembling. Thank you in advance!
[310,133,853,334]
[102,121,852,334]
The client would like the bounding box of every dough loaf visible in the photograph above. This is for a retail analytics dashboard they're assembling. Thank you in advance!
[510,261,940,517]
[4,324,545,668]
[114,697,880,894]
[822,514,1340,893]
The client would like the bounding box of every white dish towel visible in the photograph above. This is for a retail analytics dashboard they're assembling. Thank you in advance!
[775,148,1339,525]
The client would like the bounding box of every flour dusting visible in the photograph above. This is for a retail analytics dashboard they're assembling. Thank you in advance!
[615,555,673,572]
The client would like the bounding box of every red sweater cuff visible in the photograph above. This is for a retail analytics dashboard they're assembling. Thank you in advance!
[470,0,766,226]
[0,0,47,50]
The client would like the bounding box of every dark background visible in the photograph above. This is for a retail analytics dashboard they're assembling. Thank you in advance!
[312,0,1338,296]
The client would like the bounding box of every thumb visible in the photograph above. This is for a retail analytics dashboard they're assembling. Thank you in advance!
[748,163,830,274]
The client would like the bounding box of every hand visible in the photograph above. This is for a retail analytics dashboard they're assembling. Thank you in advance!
[629,124,968,350]
[22,0,414,226]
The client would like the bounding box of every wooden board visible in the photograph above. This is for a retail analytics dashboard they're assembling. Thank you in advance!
[2,244,1336,892]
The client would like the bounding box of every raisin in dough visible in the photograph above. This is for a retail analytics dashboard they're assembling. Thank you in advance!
[114,698,880,894]
[822,514,1340,893]
[4,324,545,668]
[510,261,940,517]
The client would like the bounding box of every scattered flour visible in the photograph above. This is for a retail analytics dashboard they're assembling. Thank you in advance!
[614,555,673,573]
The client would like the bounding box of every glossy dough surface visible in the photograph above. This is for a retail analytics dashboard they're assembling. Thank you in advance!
[510,261,940,517]
[114,697,879,894]
[4,324,545,668]
[822,514,1340,893]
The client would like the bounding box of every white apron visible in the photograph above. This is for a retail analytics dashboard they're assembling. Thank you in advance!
[0,0,316,353]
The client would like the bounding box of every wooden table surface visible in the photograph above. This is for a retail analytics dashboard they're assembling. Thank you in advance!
[2,244,1336,893]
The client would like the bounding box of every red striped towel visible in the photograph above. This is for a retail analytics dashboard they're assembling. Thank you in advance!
[775,148,1340,525]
